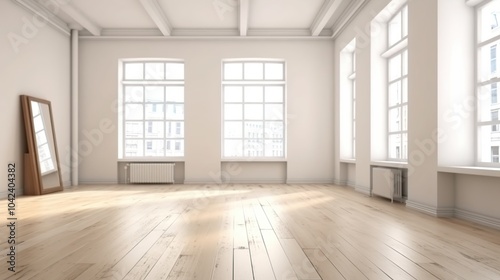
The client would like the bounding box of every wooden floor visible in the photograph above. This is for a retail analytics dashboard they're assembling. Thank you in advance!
[1,184,500,280]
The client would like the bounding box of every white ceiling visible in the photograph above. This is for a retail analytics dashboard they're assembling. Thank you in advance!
[14,0,366,38]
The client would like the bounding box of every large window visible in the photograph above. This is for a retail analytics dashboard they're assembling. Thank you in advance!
[386,5,408,161]
[222,60,286,158]
[477,0,500,165]
[119,60,184,158]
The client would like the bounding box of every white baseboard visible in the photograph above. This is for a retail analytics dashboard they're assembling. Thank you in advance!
[354,186,371,196]
[406,201,455,217]
[78,181,118,185]
[222,179,285,184]
[286,178,334,184]
[333,179,347,185]
[455,209,500,230]
[183,180,220,185]
[406,200,440,216]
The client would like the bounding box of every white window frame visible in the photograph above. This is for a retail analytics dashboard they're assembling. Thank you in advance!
[118,59,185,160]
[221,59,286,160]
[385,4,408,161]
[476,0,500,166]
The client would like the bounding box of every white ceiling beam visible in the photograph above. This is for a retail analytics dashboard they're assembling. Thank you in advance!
[139,0,172,36]
[331,0,367,39]
[13,0,70,35]
[311,0,343,36]
[239,0,249,36]
[58,2,101,36]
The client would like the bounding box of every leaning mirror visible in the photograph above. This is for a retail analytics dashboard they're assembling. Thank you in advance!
[21,95,63,195]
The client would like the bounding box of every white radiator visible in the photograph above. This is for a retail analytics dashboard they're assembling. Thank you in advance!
[371,167,402,203]
[128,163,175,184]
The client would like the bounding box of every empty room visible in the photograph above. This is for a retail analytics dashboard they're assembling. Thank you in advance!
[1,0,500,279]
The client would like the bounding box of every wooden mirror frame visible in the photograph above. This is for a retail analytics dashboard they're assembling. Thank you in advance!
[21,95,63,195]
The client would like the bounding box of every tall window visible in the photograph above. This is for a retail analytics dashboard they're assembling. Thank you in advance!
[222,60,285,158]
[387,5,408,161]
[119,60,184,158]
[477,0,500,165]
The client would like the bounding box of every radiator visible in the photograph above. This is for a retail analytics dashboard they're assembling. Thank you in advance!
[128,163,175,184]
[371,167,402,203]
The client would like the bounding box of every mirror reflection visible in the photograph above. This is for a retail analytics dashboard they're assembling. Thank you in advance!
[30,100,61,189]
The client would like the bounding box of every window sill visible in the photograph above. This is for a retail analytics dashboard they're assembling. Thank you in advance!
[222,158,287,163]
[118,157,185,162]
[438,166,500,178]
[340,159,356,164]
[371,161,408,168]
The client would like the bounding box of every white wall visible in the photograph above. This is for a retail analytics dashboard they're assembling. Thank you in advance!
[0,1,70,198]
[78,39,335,184]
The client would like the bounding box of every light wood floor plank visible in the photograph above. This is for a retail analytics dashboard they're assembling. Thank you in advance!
[0,184,499,280]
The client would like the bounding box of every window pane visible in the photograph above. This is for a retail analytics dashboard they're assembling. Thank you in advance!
[388,11,402,47]
[265,140,284,157]
[145,104,165,120]
[145,86,164,102]
[225,140,243,157]
[264,121,283,139]
[165,63,184,80]
[166,104,184,120]
[33,115,43,132]
[478,125,499,162]
[145,63,165,80]
[125,104,144,120]
[402,133,408,160]
[224,63,243,80]
[225,86,243,102]
[166,140,184,156]
[125,86,144,102]
[124,63,143,80]
[244,86,264,102]
[389,107,401,132]
[165,121,184,138]
[389,54,402,82]
[265,86,284,102]
[480,42,500,81]
[225,104,243,120]
[388,81,401,107]
[244,140,264,157]
[225,121,243,138]
[492,146,500,163]
[125,121,143,138]
[145,121,164,138]
[265,63,284,80]
[244,63,264,80]
[402,105,408,131]
[125,140,143,157]
[244,121,263,139]
[265,104,283,120]
[145,140,164,156]
[478,85,499,122]
[388,134,402,159]
[492,83,498,104]
[402,78,408,103]
[479,0,500,42]
[165,86,184,102]
[36,130,48,145]
[245,104,263,120]
[402,5,408,38]
[402,50,408,76]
